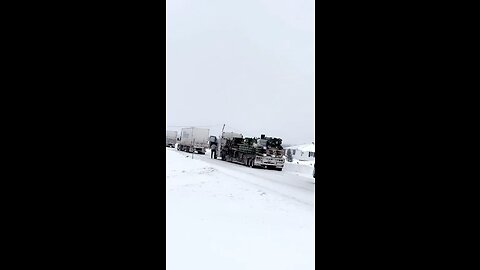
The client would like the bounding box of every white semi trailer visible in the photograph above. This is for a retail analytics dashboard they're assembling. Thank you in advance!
[177,127,209,154]
[166,130,177,148]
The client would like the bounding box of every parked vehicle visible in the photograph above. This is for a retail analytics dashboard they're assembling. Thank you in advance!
[166,130,177,148]
[177,127,209,154]
[218,134,285,171]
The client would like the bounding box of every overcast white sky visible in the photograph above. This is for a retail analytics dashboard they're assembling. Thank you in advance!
[167,0,314,145]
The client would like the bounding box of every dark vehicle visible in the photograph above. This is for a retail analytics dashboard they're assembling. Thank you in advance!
[220,134,285,171]
[313,163,315,178]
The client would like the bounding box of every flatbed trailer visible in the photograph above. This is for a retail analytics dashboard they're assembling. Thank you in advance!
[220,135,285,171]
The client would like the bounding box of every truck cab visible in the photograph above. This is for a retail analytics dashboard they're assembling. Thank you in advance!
[252,136,285,170]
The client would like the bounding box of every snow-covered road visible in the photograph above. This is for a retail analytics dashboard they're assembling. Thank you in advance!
[170,148,315,207]
[167,148,315,270]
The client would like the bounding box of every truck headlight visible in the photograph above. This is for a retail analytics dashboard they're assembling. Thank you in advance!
[263,154,267,157]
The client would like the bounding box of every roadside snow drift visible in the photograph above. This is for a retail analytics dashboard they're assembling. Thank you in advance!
[167,149,314,270]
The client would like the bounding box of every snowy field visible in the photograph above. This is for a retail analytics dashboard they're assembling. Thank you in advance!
[166,148,315,270]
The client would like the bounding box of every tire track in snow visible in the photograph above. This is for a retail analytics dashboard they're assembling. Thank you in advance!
[167,148,314,207]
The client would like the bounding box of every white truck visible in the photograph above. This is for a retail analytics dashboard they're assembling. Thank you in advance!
[166,130,177,148]
[177,127,209,154]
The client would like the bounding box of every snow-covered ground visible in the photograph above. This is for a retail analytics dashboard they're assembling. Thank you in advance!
[167,148,314,270]
[283,159,314,179]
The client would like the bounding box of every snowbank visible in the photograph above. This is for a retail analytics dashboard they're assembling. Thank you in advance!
[283,162,314,178]
[283,159,314,178]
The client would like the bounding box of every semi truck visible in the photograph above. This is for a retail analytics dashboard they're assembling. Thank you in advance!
[177,127,209,154]
[213,133,285,170]
[166,130,177,148]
